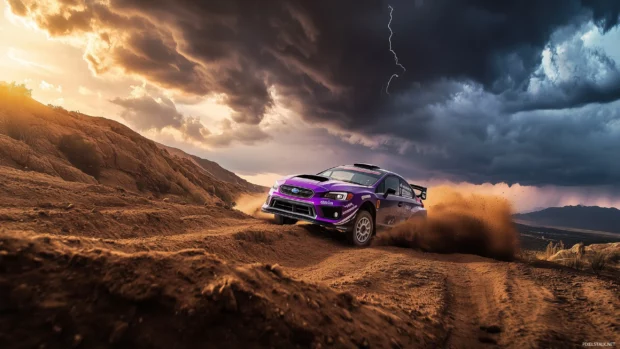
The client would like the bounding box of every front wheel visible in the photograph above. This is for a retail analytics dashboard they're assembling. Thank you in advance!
[347,210,374,247]
[274,214,298,225]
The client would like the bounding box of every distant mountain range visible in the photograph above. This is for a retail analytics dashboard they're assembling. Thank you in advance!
[514,205,620,234]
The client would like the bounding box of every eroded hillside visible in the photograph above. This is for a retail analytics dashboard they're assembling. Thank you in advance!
[0,86,263,207]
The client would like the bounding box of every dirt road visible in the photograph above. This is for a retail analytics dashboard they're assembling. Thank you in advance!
[4,216,617,348]
[0,168,618,348]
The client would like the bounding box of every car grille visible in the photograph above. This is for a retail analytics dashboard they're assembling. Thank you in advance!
[279,185,314,198]
[271,198,315,217]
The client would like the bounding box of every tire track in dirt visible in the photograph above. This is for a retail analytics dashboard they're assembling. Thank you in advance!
[441,260,551,347]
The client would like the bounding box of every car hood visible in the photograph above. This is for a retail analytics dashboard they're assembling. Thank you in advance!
[279,174,370,193]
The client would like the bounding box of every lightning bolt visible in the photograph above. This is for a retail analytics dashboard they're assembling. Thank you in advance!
[386,4,406,94]
[386,74,398,94]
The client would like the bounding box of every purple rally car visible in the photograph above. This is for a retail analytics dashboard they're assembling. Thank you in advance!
[261,163,427,246]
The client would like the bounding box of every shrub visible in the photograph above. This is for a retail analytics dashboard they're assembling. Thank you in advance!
[589,252,607,273]
[0,81,32,98]
[58,134,102,178]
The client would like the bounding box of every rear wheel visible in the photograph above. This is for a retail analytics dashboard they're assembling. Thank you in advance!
[347,210,374,247]
[274,214,298,225]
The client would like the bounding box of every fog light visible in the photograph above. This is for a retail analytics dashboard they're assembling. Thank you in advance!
[333,212,339,218]
[265,195,271,205]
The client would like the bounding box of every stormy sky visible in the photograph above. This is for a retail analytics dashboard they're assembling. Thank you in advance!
[3,0,620,210]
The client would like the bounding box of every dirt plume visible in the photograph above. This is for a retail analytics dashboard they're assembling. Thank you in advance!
[375,186,519,260]
[235,193,272,220]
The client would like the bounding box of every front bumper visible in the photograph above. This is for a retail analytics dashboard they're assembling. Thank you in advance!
[261,192,357,232]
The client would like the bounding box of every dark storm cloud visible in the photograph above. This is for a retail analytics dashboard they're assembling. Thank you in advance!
[9,0,620,186]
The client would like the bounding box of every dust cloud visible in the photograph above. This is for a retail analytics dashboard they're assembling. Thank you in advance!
[235,193,272,220]
[374,186,520,260]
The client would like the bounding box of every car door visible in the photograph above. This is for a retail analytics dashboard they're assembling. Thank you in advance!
[397,178,421,222]
[375,175,401,227]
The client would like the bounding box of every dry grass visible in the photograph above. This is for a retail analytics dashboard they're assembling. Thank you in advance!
[561,254,585,270]
[543,241,565,259]
[589,252,608,273]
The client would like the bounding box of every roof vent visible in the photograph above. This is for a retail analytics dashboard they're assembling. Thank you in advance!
[352,163,381,170]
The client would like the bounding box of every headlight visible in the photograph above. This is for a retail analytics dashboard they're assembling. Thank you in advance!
[272,181,280,191]
[324,192,353,201]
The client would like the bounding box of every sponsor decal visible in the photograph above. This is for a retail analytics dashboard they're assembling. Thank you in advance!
[344,203,354,208]
[320,200,334,206]
[343,205,357,215]
[335,210,358,225]
[361,195,371,200]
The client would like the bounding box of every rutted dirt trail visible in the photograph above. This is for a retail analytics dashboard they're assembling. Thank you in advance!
[2,210,619,348]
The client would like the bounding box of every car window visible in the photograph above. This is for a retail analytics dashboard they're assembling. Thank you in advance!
[400,179,414,198]
[318,167,382,186]
[383,176,399,194]
[375,180,385,193]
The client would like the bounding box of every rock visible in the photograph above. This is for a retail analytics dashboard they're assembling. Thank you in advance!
[109,321,128,344]
[66,203,74,210]
[269,264,285,278]
[163,198,170,203]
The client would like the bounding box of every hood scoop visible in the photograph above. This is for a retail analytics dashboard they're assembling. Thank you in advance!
[294,174,330,182]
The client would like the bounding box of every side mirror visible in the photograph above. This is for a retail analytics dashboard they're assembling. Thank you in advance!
[385,188,396,197]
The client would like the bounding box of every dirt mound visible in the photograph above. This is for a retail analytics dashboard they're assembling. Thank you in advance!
[375,186,519,260]
[0,230,425,349]
[0,88,260,205]
[0,166,250,239]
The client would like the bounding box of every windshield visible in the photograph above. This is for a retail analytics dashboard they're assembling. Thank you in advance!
[318,166,383,186]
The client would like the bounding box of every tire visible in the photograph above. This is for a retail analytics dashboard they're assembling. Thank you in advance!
[347,210,374,247]
[274,214,298,225]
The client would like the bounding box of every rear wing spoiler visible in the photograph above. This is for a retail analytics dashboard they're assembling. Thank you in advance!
[409,183,427,200]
